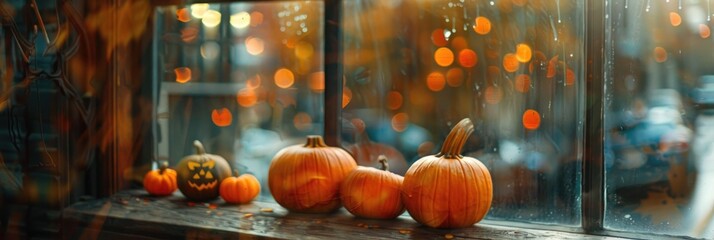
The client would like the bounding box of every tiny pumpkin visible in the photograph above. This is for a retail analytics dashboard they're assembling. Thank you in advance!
[268,135,357,213]
[220,170,261,204]
[176,140,232,202]
[344,118,408,175]
[143,161,178,196]
[402,118,493,228]
[340,155,405,219]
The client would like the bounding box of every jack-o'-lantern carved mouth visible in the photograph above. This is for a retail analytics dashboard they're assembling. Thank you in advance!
[188,180,218,190]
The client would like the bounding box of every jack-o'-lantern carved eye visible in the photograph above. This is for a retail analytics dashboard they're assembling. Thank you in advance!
[202,161,215,169]
[190,160,216,180]
[188,162,200,170]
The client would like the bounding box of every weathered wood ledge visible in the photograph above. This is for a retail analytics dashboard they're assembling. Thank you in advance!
[62,190,621,239]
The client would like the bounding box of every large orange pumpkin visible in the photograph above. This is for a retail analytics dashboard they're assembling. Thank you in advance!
[220,170,261,204]
[268,135,357,213]
[176,140,232,202]
[143,161,178,196]
[402,118,492,228]
[344,118,408,175]
[340,155,405,219]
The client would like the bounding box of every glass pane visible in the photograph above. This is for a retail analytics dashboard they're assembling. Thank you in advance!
[341,0,584,226]
[604,0,714,238]
[155,2,324,200]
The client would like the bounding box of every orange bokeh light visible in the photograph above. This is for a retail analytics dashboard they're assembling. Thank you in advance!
[566,68,576,86]
[514,74,531,93]
[546,55,559,78]
[236,89,258,107]
[654,47,667,63]
[250,11,264,27]
[473,16,492,35]
[700,24,711,39]
[343,87,352,108]
[431,29,447,47]
[458,49,478,68]
[180,27,199,43]
[516,43,532,63]
[446,68,464,87]
[293,112,313,131]
[309,72,325,92]
[177,8,191,22]
[174,67,192,83]
[386,91,403,110]
[274,68,295,88]
[451,36,468,51]
[434,47,454,67]
[245,37,265,55]
[426,72,446,92]
[295,41,314,60]
[669,12,682,27]
[503,53,519,73]
[211,108,232,127]
[391,112,409,132]
[246,75,262,89]
[484,86,503,105]
[522,109,541,130]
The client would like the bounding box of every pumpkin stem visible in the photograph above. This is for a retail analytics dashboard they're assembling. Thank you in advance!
[159,161,169,174]
[437,118,474,159]
[193,140,206,154]
[378,155,389,171]
[233,170,241,177]
[304,135,328,148]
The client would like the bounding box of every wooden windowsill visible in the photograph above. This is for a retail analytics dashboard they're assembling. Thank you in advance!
[62,190,617,239]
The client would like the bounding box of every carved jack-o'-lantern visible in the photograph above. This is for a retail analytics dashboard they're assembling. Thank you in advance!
[176,140,232,202]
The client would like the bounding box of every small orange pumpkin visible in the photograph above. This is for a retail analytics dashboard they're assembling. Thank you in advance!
[341,155,405,219]
[402,118,493,228]
[220,170,261,204]
[344,119,408,175]
[143,161,178,196]
[268,135,357,213]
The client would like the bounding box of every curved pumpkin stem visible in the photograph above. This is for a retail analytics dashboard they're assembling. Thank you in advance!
[378,155,389,171]
[193,140,206,154]
[437,118,474,159]
[159,161,169,174]
[233,170,241,177]
[304,135,328,148]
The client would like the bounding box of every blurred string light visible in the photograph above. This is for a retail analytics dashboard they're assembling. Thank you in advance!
[278,2,311,36]
[191,4,210,19]
[230,11,251,29]
[202,10,221,27]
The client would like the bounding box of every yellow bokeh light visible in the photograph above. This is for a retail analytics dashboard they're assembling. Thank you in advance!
[295,41,314,60]
[202,10,221,28]
[516,43,532,63]
[190,4,210,19]
[434,47,454,67]
[274,68,295,89]
[230,12,251,29]
[245,37,264,55]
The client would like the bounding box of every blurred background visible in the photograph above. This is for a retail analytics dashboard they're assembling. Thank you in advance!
[1,0,714,239]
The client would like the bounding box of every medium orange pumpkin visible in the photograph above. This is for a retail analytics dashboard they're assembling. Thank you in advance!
[402,118,492,228]
[268,135,357,213]
[344,119,408,175]
[340,155,405,219]
[219,170,261,204]
[143,161,178,196]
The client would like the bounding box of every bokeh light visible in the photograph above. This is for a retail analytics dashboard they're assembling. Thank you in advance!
[201,10,221,28]
[503,53,519,72]
[566,68,575,86]
[386,91,403,110]
[434,47,454,67]
[426,71,446,92]
[295,41,314,60]
[200,42,220,60]
[236,89,257,107]
[343,87,352,108]
[211,108,232,127]
[245,37,265,55]
[250,11,264,27]
[246,75,262,89]
[309,72,325,92]
[458,49,478,68]
[176,8,191,22]
[391,112,409,132]
[515,74,530,93]
[522,109,541,130]
[174,67,192,83]
[700,24,711,39]
[547,55,558,78]
[293,112,313,131]
[484,86,503,104]
[473,16,492,35]
[669,12,682,27]
[451,36,468,51]
[190,4,209,19]
[180,27,199,43]
[230,11,251,29]
[432,29,448,47]
[516,43,532,63]
[653,47,667,63]
[274,68,295,89]
[446,68,464,87]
